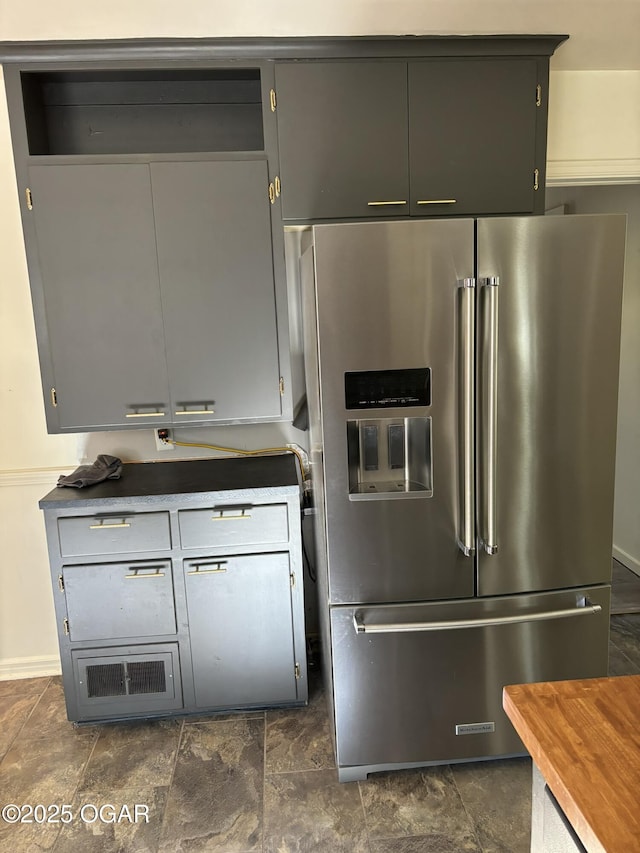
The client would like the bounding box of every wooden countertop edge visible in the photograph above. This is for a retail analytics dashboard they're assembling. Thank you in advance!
[502,685,607,853]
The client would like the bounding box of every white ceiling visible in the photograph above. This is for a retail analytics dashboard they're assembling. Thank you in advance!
[0,0,638,70]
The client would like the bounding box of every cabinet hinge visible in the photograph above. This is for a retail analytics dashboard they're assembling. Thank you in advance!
[536,84,542,107]
[50,387,58,407]
[63,618,70,636]
[294,662,301,679]
[533,168,540,191]
[25,187,33,210]
[279,377,285,396]
[274,175,281,197]
[58,574,64,592]
[269,88,277,112]
[268,182,275,204]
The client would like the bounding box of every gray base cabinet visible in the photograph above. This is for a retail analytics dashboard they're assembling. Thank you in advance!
[39,456,307,723]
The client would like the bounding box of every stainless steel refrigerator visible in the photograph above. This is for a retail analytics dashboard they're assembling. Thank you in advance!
[300,214,626,782]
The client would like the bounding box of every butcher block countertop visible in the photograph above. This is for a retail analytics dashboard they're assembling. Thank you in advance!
[503,675,640,853]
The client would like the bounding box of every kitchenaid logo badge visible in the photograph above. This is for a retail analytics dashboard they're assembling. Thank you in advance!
[455,721,496,736]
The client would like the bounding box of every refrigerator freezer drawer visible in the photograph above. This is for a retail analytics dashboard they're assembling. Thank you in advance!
[330,586,610,780]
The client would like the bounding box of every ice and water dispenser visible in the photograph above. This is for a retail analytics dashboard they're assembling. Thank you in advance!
[345,368,433,500]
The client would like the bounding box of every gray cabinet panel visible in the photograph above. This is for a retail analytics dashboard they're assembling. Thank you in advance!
[275,62,409,220]
[28,164,170,429]
[185,552,297,708]
[151,160,282,422]
[178,503,289,550]
[63,560,176,642]
[57,511,171,557]
[408,59,538,215]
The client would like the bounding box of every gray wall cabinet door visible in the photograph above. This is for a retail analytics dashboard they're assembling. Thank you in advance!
[184,552,297,708]
[408,59,539,216]
[275,62,409,220]
[28,164,170,430]
[151,160,282,423]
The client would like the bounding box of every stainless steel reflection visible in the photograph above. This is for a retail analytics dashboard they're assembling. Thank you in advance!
[310,219,475,606]
[476,216,626,596]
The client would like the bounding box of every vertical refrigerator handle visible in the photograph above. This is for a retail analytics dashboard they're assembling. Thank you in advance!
[479,276,499,555]
[457,278,475,557]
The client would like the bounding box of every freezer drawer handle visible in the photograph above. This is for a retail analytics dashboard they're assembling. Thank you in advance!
[353,601,602,634]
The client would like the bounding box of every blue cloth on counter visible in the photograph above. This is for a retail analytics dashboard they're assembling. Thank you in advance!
[57,454,123,488]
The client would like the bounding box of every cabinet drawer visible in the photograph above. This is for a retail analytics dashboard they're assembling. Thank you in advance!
[178,503,289,550]
[57,511,171,557]
[63,560,176,642]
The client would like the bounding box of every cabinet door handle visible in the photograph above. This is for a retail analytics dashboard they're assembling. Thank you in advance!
[416,199,457,205]
[174,410,215,416]
[125,411,166,418]
[187,563,228,575]
[89,521,131,529]
[211,513,251,521]
[125,570,165,579]
[367,200,407,206]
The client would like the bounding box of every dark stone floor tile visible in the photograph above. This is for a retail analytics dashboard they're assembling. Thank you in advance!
[51,786,168,853]
[370,833,481,853]
[0,818,62,852]
[0,733,97,800]
[159,718,263,852]
[0,735,97,852]
[0,693,44,759]
[0,676,51,698]
[265,686,334,773]
[182,709,265,724]
[19,679,96,743]
[610,615,640,668]
[451,757,532,853]
[359,765,478,844]
[79,719,182,797]
[608,641,640,676]
[264,769,369,853]
[611,562,640,615]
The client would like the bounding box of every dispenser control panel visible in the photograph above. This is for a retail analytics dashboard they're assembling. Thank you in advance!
[344,368,431,410]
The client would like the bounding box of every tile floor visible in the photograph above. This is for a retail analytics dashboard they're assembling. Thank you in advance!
[1,613,639,853]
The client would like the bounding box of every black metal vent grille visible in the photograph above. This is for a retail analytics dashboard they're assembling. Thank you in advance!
[128,660,166,695]
[86,662,126,698]
[85,659,167,699]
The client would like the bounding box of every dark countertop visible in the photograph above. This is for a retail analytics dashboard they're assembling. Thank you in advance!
[40,454,299,509]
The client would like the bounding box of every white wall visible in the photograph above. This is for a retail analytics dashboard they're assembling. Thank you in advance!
[1,0,639,677]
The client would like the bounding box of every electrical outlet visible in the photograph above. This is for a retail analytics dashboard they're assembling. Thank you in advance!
[154,428,173,451]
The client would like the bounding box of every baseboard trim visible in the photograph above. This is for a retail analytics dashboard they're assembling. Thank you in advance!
[0,655,61,681]
[614,546,640,576]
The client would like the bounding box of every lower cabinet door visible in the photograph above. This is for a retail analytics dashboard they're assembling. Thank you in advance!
[184,552,298,708]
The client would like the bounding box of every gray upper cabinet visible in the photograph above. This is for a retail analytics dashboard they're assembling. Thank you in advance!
[151,160,282,423]
[408,59,539,216]
[28,163,171,430]
[6,63,290,432]
[275,57,547,220]
[275,62,410,220]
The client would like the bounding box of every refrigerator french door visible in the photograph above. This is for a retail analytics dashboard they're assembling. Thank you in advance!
[301,214,626,782]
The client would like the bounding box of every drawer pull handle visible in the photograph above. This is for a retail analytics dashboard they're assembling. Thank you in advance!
[125,411,166,418]
[188,564,228,575]
[89,522,131,529]
[367,200,407,206]
[174,410,216,416]
[212,513,251,522]
[416,199,457,205]
[126,570,165,579]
